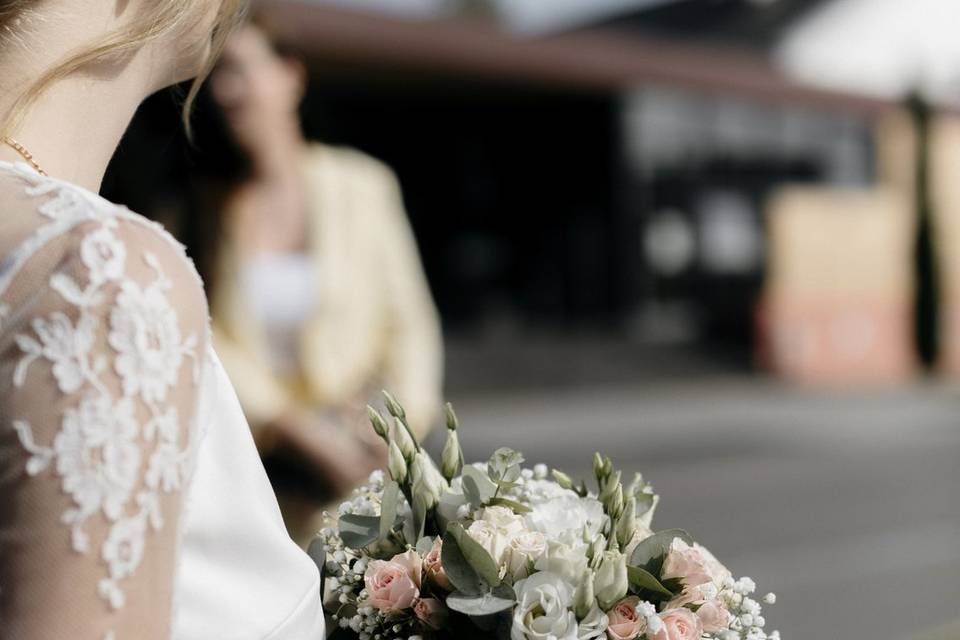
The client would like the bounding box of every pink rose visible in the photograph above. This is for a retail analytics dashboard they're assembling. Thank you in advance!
[391,549,423,589]
[694,599,730,633]
[606,596,646,640]
[650,608,703,640]
[423,538,452,591]
[414,597,449,630]
[661,539,711,588]
[364,555,421,612]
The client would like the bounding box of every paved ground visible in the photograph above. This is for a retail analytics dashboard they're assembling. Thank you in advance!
[430,338,960,639]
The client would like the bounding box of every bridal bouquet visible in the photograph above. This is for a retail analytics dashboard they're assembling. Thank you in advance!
[312,393,779,640]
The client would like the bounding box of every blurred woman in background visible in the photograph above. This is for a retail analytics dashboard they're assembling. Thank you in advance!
[203,20,444,543]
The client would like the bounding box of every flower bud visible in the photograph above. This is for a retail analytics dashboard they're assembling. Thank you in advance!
[551,469,574,490]
[440,427,464,481]
[593,452,605,482]
[606,483,624,520]
[382,390,406,420]
[616,497,637,548]
[444,402,459,431]
[367,406,389,441]
[393,418,417,463]
[602,456,613,478]
[574,568,596,619]
[593,550,628,611]
[411,452,446,510]
[388,441,407,483]
[599,471,621,503]
[588,535,606,567]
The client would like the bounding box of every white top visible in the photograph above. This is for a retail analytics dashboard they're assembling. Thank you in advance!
[0,161,324,639]
[241,252,318,373]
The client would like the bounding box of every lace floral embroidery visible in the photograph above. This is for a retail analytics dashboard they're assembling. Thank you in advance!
[11,220,200,611]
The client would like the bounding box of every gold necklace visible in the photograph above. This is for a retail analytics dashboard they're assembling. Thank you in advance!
[1,136,48,176]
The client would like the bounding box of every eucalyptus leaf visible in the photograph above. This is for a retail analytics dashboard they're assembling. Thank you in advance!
[446,591,516,616]
[462,465,496,507]
[380,481,400,540]
[441,529,483,596]
[338,514,381,549]
[627,565,674,598]
[412,492,428,540]
[486,497,532,514]
[449,523,502,587]
[628,529,694,576]
[487,448,524,484]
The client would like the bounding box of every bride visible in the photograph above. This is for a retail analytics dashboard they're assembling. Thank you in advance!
[0,1,325,638]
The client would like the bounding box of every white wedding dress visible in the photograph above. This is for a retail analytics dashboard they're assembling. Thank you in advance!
[0,161,325,639]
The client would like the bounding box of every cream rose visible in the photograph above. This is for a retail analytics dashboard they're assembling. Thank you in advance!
[467,519,511,566]
[508,531,547,579]
[414,597,449,630]
[511,571,578,640]
[423,538,452,591]
[480,505,527,538]
[605,596,645,640]
[649,608,703,640]
[661,539,711,588]
[535,540,589,585]
[364,555,421,612]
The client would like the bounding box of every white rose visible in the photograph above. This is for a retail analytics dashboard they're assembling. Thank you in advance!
[511,571,578,640]
[507,531,547,579]
[526,495,606,544]
[480,505,526,538]
[577,603,609,640]
[467,520,510,566]
[534,540,589,585]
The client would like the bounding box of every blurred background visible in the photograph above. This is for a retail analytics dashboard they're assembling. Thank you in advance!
[102,1,960,638]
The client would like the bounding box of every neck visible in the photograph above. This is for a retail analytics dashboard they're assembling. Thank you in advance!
[247,119,307,186]
[2,71,152,191]
[0,6,168,192]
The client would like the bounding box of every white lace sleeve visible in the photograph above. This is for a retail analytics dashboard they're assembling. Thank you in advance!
[0,207,209,639]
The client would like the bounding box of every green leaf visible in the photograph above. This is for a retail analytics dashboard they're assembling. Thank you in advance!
[306,537,327,599]
[338,514,381,549]
[380,481,401,540]
[628,529,694,576]
[627,565,674,598]
[449,522,502,587]
[487,448,524,484]
[486,497,532,514]
[441,529,483,596]
[412,492,428,541]
[462,465,496,508]
[446,591,516,616]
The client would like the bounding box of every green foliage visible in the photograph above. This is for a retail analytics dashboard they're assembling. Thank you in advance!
[338,514,382,549]
[447,523,502,588]
[627,565,674,598]
[628,529,694,577]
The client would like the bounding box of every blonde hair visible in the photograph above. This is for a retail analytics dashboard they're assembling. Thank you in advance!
[0,0,248,138]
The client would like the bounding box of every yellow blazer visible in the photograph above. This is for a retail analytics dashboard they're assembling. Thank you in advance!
[211,143,443,438]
